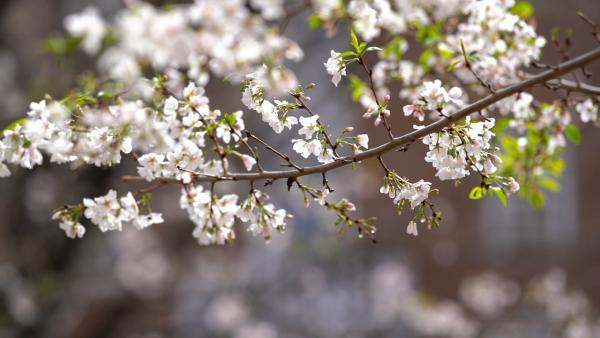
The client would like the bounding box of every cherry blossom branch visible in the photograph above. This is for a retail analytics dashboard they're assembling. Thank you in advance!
[122,46,600,185]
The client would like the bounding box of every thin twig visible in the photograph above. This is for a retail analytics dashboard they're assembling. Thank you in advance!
[245,131,303,170]
[357,56,395,140]
[232,128,265,173]
[544,77,600,96]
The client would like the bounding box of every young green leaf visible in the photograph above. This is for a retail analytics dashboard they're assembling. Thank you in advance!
[565,124,581,145]
[42,36,83,57]
[307,15,324,30]
[510,1,535,20]
[469,186,485,200]
[365,46,382,53]
[539,177,561,192]
[447,60,462,72]
[350,30,360,51]
[529,190,545,209]
[494,188,508,207]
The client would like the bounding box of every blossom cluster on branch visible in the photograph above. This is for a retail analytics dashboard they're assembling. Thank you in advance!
[1,0,600,244]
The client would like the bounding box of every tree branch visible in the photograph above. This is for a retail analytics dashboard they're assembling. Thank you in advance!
[545,77,600,96]
[123,46,600,185]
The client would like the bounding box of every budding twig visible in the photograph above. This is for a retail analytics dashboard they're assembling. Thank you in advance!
[577,11,600,43]
[357,56,395,140]
[460,39,496,94]
[245,131,303,171]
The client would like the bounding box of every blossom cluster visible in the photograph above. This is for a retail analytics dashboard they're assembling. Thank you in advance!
[243,67,369,163]
[493,93,577,153]
[422,117,502,181]
[442,0,546,86]
[238,190,292,241]
[379,171,436,236]
[241,67,299,134]
[180,185,240,245]
[242,70,335,163]
[0,98,135,176]
[63,1,302,96]
[315,0,463,42]
[54,190,163,239]
[180,185,291,245]
[84,190,163,231]
[380,173,431,210]
[0,80,247,180]
[403,79,463,121]
[575,98,599,125]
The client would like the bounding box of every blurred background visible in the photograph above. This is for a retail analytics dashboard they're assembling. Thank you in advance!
[1,0,599,337]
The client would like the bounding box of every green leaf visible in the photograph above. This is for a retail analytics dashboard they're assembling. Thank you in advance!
[3,118,27,132]
[365,46,382,53]
[494,188,508,207]
[1,118,27,138]
[415,21,443,46]
[469,186,485,200]
[382,37,407,61]
[565,124,581,145]
[223,113,237,128]
[350,29,360,51]
[438,45,454,59]
[551,27,560,41]
[491,117,511,133]
[510,1,535,20]
[349,75,367,102]
[307,15,324,30]
[539,177,561,192]
[500,135,519,153]
[42,36,83,56]
[529,190,545,209]
[545,158,565,177]
[357,42,368,55]
[101,29,118,50]
[447,60,462,72]
[419,49,433,72]
[339,51,357,58]
[460,39,467,58]
[140,192,153,207]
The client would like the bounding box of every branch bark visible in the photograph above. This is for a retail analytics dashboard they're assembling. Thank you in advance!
[545,77,600,96]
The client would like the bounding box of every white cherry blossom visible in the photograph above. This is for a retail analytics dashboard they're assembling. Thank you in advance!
[575,98,598,124]
[324,50,346,86]
[240,154,257,171]
[406,221,418,236]
[63,7,107,54]
[292,139,323,159]
[298,115,321,139]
